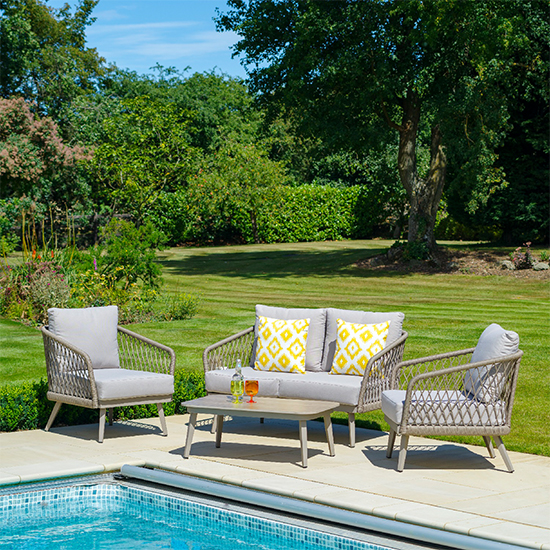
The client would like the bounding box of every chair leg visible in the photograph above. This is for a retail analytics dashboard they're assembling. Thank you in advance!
[348,413,356,448]
[98,408,106,443]
[211,415,218,434]
[386,428,397,458]
[45,402,62,431]
[493,436,514,473]
[483,436,496,458]
[157,403,168,436]
[397,435,409,472]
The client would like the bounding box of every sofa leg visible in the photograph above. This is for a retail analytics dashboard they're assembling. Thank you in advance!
[108,408,114,426]
[483,436,496,458]
[397,435,409,472]
[45,402,62,431]
[157,403,168,436]
[211,415,218,434]
[98,408,106,443]
[493,436,514,473]
[348,413,356,448]
[386,428,397,458]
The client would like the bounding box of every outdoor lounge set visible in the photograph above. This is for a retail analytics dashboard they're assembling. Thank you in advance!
[42,304,523,472]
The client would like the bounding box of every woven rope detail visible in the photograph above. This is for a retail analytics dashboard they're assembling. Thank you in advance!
[204,329,255,371]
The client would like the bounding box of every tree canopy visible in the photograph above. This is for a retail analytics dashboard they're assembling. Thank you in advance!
[217,0,549,249]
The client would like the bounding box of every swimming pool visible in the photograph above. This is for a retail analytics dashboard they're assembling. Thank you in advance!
[0,475,404,550]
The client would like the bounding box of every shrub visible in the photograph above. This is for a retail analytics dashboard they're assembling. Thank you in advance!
[390,240,430,262]
[509,242,535,270]
[0,370,206,433]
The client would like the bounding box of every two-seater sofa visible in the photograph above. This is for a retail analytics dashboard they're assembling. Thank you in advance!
[203,304,408,446]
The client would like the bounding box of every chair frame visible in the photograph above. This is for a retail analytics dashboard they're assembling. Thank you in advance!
[42,325,176,443]
[203,326,409,446]
[384,348,523,472]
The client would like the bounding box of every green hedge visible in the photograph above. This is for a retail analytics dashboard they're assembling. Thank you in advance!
[149,184,385,246]
[0,370,206,433]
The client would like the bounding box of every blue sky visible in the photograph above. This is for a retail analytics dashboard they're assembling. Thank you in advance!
[47,0,246,78]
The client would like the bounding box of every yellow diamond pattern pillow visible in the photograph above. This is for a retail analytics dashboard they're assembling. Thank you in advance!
[330,319,390,376]
[255,316,310,374]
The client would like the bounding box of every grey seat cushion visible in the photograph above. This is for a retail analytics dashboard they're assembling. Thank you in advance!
[382,389,506,427]
[277,371,362,406]
[322,309,405,371]
[463,323,520,403]
[93,369,174,401]
[48,306,120,369]
[205,367,280,397]
[254,305,327,372]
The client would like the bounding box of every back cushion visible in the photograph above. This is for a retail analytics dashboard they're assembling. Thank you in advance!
[48,306,120,369]
[254,305,326,371]
[322,309,405,371]
[464,323,519,402]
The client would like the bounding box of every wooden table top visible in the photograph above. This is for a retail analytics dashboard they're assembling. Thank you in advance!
[182,394,339,420]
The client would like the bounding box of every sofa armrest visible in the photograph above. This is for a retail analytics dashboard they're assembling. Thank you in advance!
[203,326,255,372]
[356,330,408,410]
[41,326,97,406]
[117,326,176,376]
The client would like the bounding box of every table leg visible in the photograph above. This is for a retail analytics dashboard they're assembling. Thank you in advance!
[299,420,308,468]
[215,415,224,448]
[183,412,197,459]
[324,413,335,456]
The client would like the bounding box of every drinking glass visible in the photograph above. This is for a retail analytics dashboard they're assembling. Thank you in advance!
[244,379,259,403]
[230,379,244,403]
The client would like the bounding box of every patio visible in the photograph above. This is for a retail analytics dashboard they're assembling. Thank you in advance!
[0,414,548,549]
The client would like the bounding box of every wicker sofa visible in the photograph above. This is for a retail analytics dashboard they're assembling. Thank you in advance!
[203,304,408,446]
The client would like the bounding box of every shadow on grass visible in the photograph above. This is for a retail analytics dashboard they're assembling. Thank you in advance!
[159,246,407,280]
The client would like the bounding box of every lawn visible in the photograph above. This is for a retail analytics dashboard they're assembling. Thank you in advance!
[1,239,548,456]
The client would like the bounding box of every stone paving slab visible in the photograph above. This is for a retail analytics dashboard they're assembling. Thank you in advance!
[0,414,548,549]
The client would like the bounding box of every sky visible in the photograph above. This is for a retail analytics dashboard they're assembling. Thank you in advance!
[46,0,247,78]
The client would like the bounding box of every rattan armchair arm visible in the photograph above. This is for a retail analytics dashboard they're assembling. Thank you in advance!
[356,330,408,411]
[390,347,476,389]
[203,326,255,372]
[117,326,176,375]
[41,326,98,407]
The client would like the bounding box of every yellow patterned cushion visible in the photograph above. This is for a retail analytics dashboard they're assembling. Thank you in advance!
[330,319,390,376]
[254,316,310,374]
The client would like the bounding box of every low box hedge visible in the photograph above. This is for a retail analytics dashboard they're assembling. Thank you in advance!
[0,370,206,433]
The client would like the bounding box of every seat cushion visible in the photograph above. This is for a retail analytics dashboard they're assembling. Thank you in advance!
[254,316,309,374]
[205,367,280,397]
[323,309,404,371]
[277,371,362,406]
[48,306,120,369]
[382,389,506,427]
[330,319,390,376]
[463,324,520,402]
[254,305,327,372]
[93,368,174,401]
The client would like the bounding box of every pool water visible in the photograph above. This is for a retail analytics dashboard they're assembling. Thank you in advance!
[0,479,393,550]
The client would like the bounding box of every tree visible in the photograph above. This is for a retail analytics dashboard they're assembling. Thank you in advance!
[0,0,108,119]
[217,0,549,250]
[91,96,199,221]
[0,96,91,201]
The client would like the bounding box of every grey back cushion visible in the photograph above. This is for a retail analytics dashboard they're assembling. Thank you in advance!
[464,323,519,402]
[253,305,327,372]
[322,309,405,371]
[48,306,120,369]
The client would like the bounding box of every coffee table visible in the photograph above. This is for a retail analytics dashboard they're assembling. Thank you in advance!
[182,395,339,468]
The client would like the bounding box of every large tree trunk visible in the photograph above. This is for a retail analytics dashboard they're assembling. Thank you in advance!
[396,93,447,252]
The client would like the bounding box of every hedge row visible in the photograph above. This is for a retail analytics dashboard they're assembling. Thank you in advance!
[149,184,389,246]
[0,370,206,433]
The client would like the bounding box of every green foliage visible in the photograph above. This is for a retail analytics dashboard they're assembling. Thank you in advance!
[390,240,430,262]
[160,292,201,322]
[0,370,206,432]
[91,96,199,221]
[100,218,167,289]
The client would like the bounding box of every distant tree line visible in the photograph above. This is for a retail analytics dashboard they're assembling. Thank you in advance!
[1,0,548,252]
